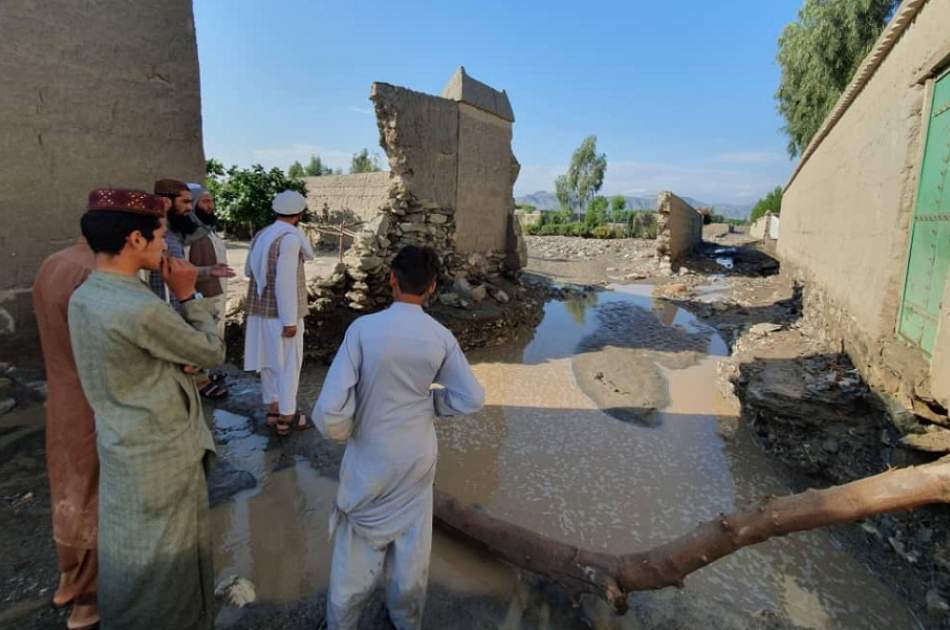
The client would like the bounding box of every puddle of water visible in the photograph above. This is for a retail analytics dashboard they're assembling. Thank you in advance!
[436,285,918,629]
[210,285,919,629]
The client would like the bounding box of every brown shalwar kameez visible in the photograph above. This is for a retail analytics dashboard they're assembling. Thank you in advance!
[32,241,99,609]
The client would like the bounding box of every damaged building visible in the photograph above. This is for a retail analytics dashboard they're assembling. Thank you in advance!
[779,0,950,418]
[305,67,526,312]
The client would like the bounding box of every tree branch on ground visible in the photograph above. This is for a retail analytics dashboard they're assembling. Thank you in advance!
[434,456,950,613]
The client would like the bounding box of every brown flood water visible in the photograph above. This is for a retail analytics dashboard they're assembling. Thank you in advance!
[211,284,921,629]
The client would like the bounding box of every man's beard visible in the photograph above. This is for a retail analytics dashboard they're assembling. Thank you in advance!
[168,210,199,236]
[195,209,217,229]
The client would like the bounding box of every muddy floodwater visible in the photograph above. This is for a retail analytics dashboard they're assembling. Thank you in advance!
[211,285,921,629]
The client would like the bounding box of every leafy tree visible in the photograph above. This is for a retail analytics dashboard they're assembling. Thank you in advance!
[304,154,333,176]
[586,195,609,228]
[776,0,897,156]
[750,186,783,222]
[555,136,607,221]
[205,161,307,236]
[609,195,627,223]
[350,148,381,174]
[288,160,306,180]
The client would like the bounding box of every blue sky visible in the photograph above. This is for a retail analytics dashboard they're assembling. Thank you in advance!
[194,0,801,205]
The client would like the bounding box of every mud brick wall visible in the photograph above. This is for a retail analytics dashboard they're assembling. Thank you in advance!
[455,103,517,253]
[303,172,391,225]
[311,74,524,312]
[778,0,950,412]
[0,0,205,352]
[655,191,702,264]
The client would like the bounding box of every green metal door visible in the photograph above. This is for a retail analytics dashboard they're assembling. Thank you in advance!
[899,71,950,355]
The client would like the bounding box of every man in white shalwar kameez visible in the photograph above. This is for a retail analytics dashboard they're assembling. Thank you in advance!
[314,245,485,630]
[243,190,314,434]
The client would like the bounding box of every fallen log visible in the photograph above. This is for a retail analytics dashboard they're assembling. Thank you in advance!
[434,456,950,613]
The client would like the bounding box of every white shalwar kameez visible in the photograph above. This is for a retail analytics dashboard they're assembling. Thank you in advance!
[243,222,312,415]
[313,302,485,630]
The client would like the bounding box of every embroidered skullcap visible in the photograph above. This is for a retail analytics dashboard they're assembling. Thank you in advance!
[272,189,308,215]
[86,189,166,217]
[154,178,188,196]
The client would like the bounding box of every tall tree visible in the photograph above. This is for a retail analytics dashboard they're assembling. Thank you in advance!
[288,160,305,180]
[776,0,898,157]
[609,195,627,223]
[350,148,381,174]
[304,154,332,177]
[556,136,607,221]
[750,186,783,222]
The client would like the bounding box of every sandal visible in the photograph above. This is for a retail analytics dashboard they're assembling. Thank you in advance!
[275,412,312,436]
[266,412,280,428]
[198,381,228,400]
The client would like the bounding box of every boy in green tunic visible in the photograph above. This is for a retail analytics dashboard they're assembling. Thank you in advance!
[69,189,225,630]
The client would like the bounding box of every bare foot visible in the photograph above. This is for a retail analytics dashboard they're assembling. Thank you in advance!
[67,602,99,629]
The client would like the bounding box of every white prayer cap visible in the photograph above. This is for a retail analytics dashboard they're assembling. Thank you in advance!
[273,190,308,215]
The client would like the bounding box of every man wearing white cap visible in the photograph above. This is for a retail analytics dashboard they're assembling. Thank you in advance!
[243,189,315,434]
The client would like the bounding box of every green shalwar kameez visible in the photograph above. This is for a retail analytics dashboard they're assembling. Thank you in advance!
[68,271,225,630]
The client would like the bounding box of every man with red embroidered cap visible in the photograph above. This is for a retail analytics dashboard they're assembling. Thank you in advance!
[69,188,224,630]
[33,230,98,629]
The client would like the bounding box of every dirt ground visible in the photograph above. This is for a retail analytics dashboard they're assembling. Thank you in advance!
[2,233,948,629]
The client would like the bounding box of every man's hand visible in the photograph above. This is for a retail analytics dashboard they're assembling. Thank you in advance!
[162,255,198,302]
[282,325,298,338]
[210,263,236,278]
[182,365,200,375]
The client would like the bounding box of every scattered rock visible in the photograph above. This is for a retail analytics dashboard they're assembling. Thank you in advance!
[0,398,15,415]
[493,289,510,304]
[438,292,460,307]
[822,438,839,454]
[900,428,950,453]
[215,575,257,608]
[207,460,257,507]
[469,285,487,303]
[927,589,949,617]
[749,323,782,337]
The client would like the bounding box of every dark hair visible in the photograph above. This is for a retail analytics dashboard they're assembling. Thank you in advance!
[391,245,439,295]
[80,210,162,255]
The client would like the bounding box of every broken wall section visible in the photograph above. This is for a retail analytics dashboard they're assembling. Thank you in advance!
[0,0,205,351]
[655,192,703,268]
[310,72,524,313]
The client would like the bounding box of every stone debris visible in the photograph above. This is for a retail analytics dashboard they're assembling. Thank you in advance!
[899,427,950,453]
[215,575,257,608]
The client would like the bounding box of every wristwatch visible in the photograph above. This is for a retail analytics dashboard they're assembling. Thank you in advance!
[180,292,204,304]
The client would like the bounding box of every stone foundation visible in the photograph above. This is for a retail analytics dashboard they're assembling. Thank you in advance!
[784,260,947,426]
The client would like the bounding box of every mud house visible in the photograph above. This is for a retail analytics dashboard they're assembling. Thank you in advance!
[778,0,950,415]
[304,67,525,311]
[0,0,205,352]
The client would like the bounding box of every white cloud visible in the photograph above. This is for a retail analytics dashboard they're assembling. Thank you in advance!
[714,151,784,164]
[349,106,374,115]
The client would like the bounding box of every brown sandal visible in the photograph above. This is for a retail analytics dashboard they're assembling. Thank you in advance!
[275,412,312,436]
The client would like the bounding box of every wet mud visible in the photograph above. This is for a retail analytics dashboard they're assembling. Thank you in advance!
[209,284,920,629]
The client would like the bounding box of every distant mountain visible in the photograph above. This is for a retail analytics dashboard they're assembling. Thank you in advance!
[515,191,752,220]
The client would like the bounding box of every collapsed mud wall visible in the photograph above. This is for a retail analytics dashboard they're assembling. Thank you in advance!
[655,191,702,267]
[778,0,950,413]
[309,69,524,313]
[0,0,205,351]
